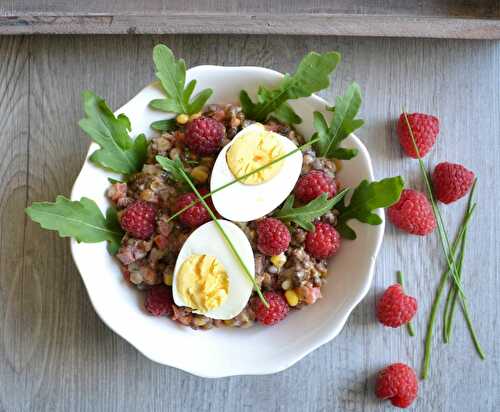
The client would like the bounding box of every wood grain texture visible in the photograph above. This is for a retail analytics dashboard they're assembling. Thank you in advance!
[0,0,499,38]
[0,35,499,412]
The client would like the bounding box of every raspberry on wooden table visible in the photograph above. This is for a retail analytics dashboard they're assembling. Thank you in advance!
[256,218,291,256]
[294,170,337,203]
[397,112,439,158]
[184,116,225,155]
[252,291,289,325]
[119,200,157,240]
[388,189,436,236]
[144,285,174,316]
[432,161,475,204]
[375,363,418,408]
[305,222,341,259]
[376,284,417,328]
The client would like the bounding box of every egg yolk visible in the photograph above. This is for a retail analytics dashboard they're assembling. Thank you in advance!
[226,125,285,185]
[177,254,229,313]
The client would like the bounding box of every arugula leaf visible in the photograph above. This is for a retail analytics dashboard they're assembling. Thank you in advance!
[336,176,404,240]
[25,196,124,254]
[156,155,188,185]
[240,51,341,124]
[151,118,177,132]
[313,82,364,159]
[149,44,213,115]
[108,177,125,184]
[275,189,348,231]
[79,91,147,175]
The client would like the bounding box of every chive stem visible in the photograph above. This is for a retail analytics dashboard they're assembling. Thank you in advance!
[421,204,476,379]
[177,168,269,308]
[402,112,465,296]
[166,136,321,223]
[402,111,484,368]
[396,271,415,336]
[443,179,477,342]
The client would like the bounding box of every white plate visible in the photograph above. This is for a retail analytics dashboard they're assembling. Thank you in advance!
[70,65,383,378]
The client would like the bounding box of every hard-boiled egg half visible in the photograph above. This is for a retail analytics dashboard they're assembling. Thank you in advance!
[172,220,255,320]
[210,123,303,222]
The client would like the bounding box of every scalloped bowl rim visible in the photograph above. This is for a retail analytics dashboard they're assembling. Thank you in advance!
[70,65,384,378]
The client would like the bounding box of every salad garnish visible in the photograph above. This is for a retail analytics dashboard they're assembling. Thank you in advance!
[240,51,341,125]
[313,82,364,160]
[335,177,405,240]
[274,190,348,231]
[149,44,213,117]
[79,91,148,175]
[25,196,123,255]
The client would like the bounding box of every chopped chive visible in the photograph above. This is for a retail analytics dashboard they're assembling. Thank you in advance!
[177,167,269,308]
[421,203,476,379]
[165,135,322,223]
[396,271,415,337]
[443,179,477,342]
[402,111,484,370]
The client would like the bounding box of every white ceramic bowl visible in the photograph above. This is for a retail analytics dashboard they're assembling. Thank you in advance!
[70,65,383,378]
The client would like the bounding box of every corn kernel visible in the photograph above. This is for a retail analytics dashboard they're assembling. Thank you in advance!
[176,113,189,124]
[285,289,299,307]
[334,158,343,172]
[200,156,215,167]
[270,253,286,269]
[189,112,202,121]
[163,273,173,286]
[191,165,210,183]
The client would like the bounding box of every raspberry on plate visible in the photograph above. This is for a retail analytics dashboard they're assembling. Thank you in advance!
[376,284,417,328]
[375,363,418,408]
[256,218,291,256]
[120,200,157,240]
[294,170,337,203]
[432,161,475,204]
[388,189,436,236]
[184,116,225,155]
[397,112,439,158]
[252,291,289,325]
[176,188,214,228]
[305,222,341,259]
[144,285,174,316]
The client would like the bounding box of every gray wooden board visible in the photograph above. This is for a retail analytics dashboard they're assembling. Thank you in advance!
[0,35,499,412]
[0,1,499,38]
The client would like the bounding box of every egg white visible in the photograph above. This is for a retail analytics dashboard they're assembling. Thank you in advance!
[172,220,255,320]
[210,123,303,222]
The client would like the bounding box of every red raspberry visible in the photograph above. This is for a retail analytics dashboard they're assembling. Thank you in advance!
[176,188,214,228]
[432,161,475,204]
[376,284,417,328]
[397,112,439,158]
[294,170,337,203]
[375,363,418,408]
[120,200,157,240]
[305,222,341,259]
[144,285,173,316]
[184,116,225,155]
[388,189,436,236]
[252,291,289,325]
[256,218,291,256]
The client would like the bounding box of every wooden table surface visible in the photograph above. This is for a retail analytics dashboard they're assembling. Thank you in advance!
[0,35,499,412]
[1,0,500,38]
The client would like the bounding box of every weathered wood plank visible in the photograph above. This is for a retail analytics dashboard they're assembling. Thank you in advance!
[0,14,499,39]
[0,0,499,38]
[0,35,498,412]
[2,0,499,17]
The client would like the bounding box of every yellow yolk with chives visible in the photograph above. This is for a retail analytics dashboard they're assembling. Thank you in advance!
[226,125,285,185]
[176,254,229,313]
